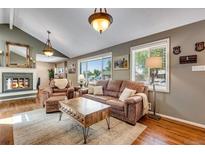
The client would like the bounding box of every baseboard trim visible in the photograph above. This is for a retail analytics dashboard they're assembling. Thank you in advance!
[148,111,205,129]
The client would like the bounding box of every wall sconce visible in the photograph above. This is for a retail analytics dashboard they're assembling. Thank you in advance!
[0,50,3,55]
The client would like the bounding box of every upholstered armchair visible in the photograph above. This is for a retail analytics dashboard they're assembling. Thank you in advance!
[49,79,74,99]
[41,79,74,106]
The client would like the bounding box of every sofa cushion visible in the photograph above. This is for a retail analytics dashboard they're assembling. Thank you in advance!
[51,92,67,97]
[54,79,68,89]
[119,88,136,101]
[53,88,67,93]
[106,99,125,111]
[83,94,114,103]
[88,85,94,94]
[106,80,123,92]
[96,80,109,90]
[119,80,145,97]
[104,90,119,98]
[93,86,103,95]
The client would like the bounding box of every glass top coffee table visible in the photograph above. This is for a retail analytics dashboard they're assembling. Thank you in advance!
[59,97,111,144]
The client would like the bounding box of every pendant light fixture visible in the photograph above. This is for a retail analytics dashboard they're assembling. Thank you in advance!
[88,8,113,34]
[43,30,54,56]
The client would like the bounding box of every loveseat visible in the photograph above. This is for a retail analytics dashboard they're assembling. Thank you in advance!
[79,80,148,125]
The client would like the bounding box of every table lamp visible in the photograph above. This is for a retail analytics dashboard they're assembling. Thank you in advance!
[145,56,162,120]
[78,74,85,88]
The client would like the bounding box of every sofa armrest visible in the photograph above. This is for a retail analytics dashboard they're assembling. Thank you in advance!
[67,87,74,99]
[125,95,142,105]
[79,89,88,96]
[124,95,144,125]
[67,87,74,93]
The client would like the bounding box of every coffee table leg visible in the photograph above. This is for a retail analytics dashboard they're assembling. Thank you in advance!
[59,112,63,121]
[82,127,89,144]
[106,117,110,129]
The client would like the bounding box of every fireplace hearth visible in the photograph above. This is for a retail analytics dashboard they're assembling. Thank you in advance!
[2,72,33,93]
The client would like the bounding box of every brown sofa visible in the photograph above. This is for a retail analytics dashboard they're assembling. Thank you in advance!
[79,80,148,125]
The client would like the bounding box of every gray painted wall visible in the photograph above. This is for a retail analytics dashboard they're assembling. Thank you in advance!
[0,24,67,66]
[68,20,205,125]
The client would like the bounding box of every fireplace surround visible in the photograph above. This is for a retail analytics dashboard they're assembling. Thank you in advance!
[2,72,33,93]
[0,67,37,100]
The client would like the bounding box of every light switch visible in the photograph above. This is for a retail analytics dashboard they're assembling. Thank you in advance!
[192,65,205,71]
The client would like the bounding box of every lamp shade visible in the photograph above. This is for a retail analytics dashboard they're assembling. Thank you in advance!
[146,57,162,69]
[78,74,85,81]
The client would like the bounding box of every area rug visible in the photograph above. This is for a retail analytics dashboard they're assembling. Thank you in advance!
[13,109,146,145]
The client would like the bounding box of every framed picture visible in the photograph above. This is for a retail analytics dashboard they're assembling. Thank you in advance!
[68,62,76,74]
[113,55,129,70]
[195,42,205,52]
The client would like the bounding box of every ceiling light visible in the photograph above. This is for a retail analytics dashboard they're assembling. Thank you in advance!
[88,8,113,34]
[43,30,54,56]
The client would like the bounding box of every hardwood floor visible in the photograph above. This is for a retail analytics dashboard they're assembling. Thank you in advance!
[132,116,205,145]
[0,98,41,145]
[0,97,205,145]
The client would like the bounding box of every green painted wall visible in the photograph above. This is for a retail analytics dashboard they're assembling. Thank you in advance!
[68,20,205,125]
[0,24,67,66]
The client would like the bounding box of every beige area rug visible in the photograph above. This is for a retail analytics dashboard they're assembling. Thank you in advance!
[13,109,146,145]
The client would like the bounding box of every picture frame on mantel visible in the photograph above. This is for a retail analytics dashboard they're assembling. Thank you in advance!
[113,55,129,70]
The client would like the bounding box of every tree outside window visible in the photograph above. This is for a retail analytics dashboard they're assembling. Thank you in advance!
[131,38,169,92]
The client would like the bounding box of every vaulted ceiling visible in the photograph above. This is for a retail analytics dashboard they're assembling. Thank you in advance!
[0,8,205,58]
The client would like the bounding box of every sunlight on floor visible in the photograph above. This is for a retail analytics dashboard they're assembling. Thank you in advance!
[0,114,30,124]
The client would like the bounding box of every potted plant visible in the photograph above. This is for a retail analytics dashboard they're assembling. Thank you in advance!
[48,69,54,81]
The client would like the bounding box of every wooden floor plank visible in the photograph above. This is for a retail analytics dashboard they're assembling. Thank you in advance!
[0,96,205,145]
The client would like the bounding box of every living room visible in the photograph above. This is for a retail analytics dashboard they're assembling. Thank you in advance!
[0,1,205,153]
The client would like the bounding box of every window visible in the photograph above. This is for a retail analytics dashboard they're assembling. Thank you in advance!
[130,38,169,92]
[78,53,112,84]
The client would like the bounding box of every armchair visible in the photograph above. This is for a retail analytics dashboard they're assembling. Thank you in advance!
[40,79,74,107]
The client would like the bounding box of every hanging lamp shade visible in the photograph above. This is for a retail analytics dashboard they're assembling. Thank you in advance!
[88,8,113,34]
[43,30,54,56]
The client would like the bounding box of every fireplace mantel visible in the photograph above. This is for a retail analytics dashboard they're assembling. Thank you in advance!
[0,67,37,100]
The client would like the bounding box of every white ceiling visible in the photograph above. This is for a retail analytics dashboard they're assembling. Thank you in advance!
[36,54,68,63]
[1,8,205,58]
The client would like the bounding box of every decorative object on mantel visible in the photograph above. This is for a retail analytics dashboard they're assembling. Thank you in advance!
[173,46,181,55]
[43,30,54,56]
[179,55,197,64]
[113,55,129,70]
[195,42,205,52]
[145,56,162,120]
[88,8,113,34]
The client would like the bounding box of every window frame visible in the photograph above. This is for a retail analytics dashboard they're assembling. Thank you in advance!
[130,38,170,93]
[77,52,112,83]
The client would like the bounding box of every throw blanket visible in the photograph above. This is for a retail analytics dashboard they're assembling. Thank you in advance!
[54,79,68,89]
[136,93,149,115]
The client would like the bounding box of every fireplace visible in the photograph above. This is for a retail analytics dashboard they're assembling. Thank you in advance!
[2,72,33,93]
